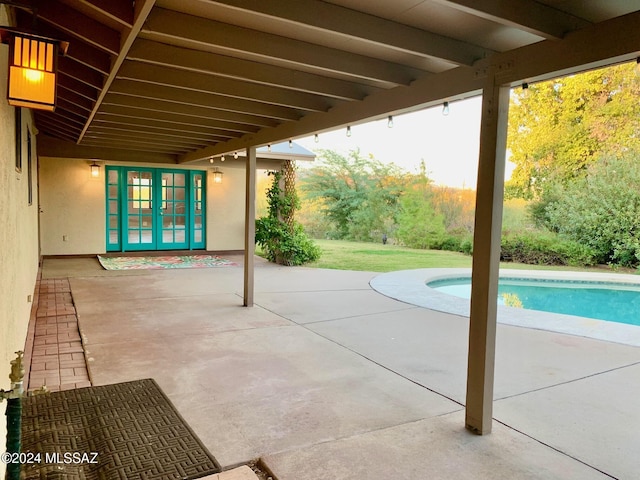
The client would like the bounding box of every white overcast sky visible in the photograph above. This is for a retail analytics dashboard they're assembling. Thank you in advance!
[295,96,514,189]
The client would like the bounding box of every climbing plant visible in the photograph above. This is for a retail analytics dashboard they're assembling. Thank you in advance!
[255,167,320,266]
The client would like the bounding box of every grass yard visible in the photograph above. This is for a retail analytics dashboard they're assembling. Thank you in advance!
[305,239,627,274]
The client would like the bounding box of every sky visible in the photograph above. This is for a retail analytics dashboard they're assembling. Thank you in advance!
[295,96,514,190]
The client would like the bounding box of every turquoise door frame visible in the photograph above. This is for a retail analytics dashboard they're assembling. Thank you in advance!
[106,166,206,252]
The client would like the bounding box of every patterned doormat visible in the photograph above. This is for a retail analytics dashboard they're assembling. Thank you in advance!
[21,379,221,480]
[98,255,237,270]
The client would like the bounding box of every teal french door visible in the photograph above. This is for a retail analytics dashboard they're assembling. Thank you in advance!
[106,166,205,252]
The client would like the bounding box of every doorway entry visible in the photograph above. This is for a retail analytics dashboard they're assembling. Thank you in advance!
[106,166,206,252]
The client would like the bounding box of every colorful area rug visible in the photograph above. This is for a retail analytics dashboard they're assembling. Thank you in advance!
[21,378,221,480]
[98,254,237,270]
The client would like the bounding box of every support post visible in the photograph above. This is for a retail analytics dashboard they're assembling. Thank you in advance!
[243,146,256,307]
[465,73,510,434]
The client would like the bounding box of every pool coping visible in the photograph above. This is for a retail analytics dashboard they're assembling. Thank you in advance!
[370,268,640,347]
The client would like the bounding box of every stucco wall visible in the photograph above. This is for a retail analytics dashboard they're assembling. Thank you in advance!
[39,160,247,254]
[206,166,246,251]
[39,157,106,255]
[0,6,41,475]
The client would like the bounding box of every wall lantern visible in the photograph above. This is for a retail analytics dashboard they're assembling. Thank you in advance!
[1,29,69,111]
[212,167,223,184]
[90,161,100,177]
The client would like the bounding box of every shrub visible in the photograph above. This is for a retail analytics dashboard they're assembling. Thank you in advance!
[255,170,320,266]
[500,231,596,266]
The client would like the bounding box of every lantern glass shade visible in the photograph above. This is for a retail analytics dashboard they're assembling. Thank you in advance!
[212,168,223,184]
[91,162,100,177]
[8,34,58,111]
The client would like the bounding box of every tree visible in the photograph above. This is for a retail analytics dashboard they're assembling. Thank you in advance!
[299,149,405,241]
[395,161,446,248]
[506,62,640,199]
[255,167,320,266]
[544,154,640,266]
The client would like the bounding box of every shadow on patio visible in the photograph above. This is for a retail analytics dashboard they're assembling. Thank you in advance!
[28,257,640,480]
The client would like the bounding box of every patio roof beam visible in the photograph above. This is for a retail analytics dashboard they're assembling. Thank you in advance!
[108,80,303,122]
[81,137,191,154]
[58,76,99,103]
[178,9,640,163]
[35,0,121,55]
[117,61,334,112]
[88,123,232,143]
[101,94,280,128]
[96,106,260,134]
[142,8,428,88]
[57,88,95,112]
[77,0,157,143]
[37,135,178,163]
[434,0,590,40]
[205,0,492,66]
[128,39,377,101]
[93,115,241,139]
[66,0,134,28]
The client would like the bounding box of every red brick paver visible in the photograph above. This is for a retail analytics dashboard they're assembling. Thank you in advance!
[26,278,92,392]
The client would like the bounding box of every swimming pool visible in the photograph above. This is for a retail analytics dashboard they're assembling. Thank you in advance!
[369,268,640,347]
[428,277,640,327]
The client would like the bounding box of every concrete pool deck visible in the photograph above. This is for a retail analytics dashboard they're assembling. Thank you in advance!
[35,258,640,479]
[371,268,640,347]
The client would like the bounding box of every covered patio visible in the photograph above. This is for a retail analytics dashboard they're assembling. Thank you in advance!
[35,257,640,479]
[2,1,640,478]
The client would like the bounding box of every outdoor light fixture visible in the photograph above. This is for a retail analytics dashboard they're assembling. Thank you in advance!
[212,167,223,184]
[387,115,394,128]
[442,102,450,116]
[233,151,238,159]
[1,29,68,111]
[267,144,271,152]
[314,134,319,143]
[289,139,293,148]
[220,155,225,162]
[346,126,352,137]
[90,161,100,178]
[209,156,214,163]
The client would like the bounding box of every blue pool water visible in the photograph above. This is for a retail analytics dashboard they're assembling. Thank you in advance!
[428,277,640,327]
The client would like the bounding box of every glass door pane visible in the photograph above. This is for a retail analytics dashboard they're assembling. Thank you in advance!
[158,171,188,249]
[190,171,206,249]
[125,169,156,250]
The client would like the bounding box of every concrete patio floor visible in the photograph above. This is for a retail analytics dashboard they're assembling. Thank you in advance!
[40,257,640,479]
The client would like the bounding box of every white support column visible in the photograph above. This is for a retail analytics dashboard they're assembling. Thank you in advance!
[243,146,257,307]
[465,72,510,435]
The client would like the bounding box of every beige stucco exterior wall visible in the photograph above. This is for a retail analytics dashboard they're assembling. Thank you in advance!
[206,166,246,251]
[39,157,106,255]
[39,160,247,254]
[0,6,41,475]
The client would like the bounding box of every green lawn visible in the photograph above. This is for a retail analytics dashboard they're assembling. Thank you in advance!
[304,239,632,274]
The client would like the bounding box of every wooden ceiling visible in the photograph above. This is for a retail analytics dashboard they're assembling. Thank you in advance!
[7,0,640,164]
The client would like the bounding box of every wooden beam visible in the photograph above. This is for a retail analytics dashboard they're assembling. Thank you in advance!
[93,114,238,138]
[35,0,121,55]
[109,79,303,121]
[96,105,260,133]
[207,0,492,65]
[78,0,157,143]
[37,134,178,163]
[243,146,256,307]
[102,94,280,128]
[434,0,590,40]
[117,61,333,112]
[465,71,510,435]
[144,8,427,88]
[128,39,376,101]
[179,9,640,162]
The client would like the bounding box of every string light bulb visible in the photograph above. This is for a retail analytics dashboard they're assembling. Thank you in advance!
[314,134,319,143]
[346,126,352,137]
[209,156,214,164]
[233,151,238,160]
[387,116,393,128]
[267,144,271,152]
[289,139,293,148]
[442,102,450,116]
